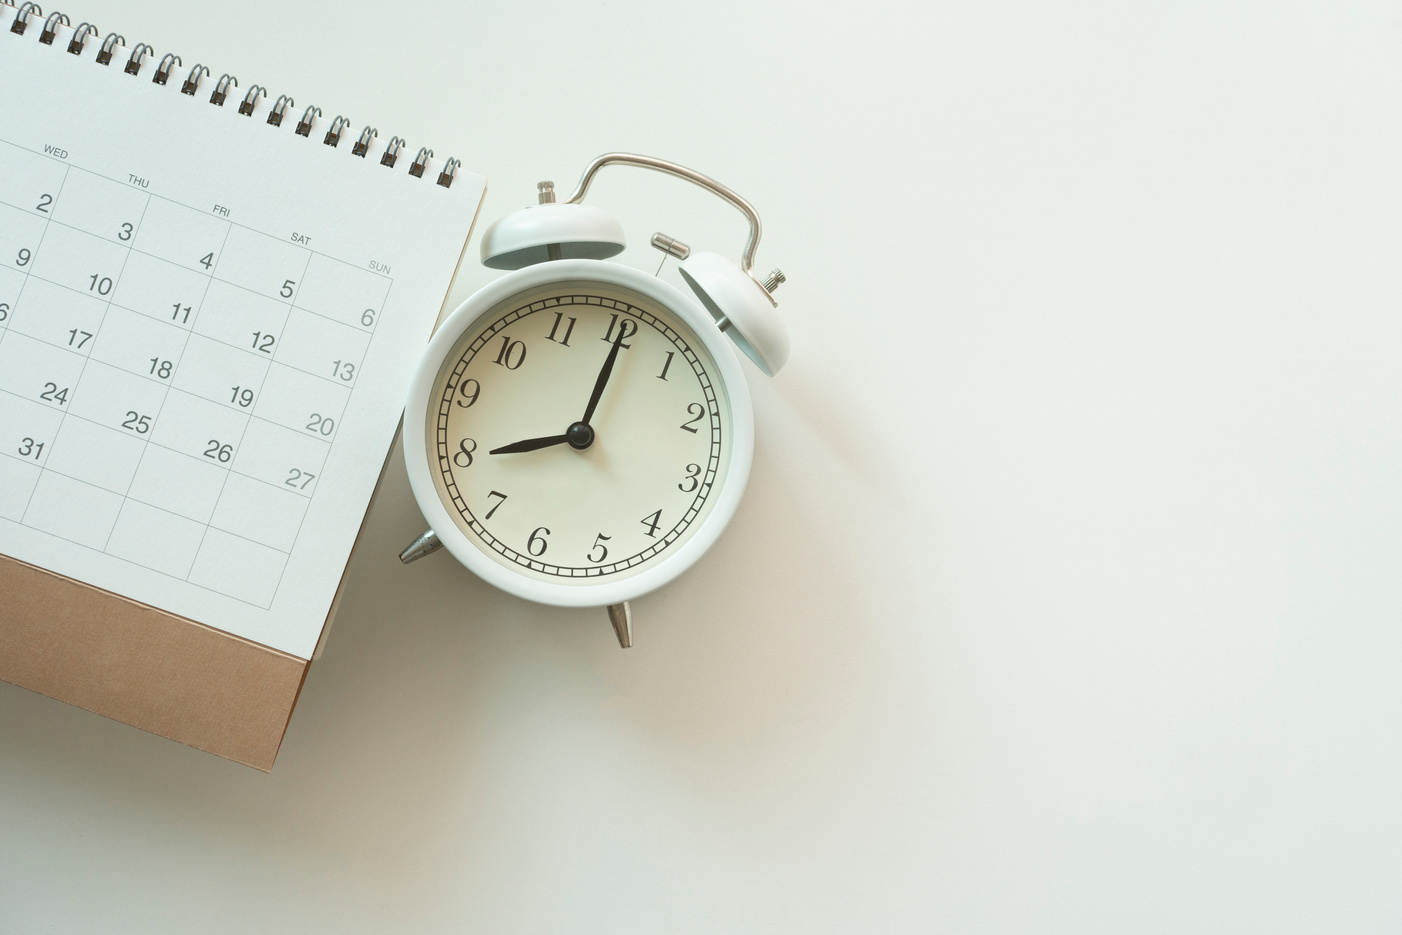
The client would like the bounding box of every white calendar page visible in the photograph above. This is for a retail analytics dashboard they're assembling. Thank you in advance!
[0,26,484,659]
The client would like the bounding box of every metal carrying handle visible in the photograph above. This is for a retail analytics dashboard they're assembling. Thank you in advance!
[562,153,763,274]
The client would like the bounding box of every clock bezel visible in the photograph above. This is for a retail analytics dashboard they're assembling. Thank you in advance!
[404,259,755,608]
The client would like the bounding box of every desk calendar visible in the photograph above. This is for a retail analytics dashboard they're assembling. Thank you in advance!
[0,7,484,692]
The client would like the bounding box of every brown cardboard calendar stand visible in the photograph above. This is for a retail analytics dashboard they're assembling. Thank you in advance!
[0,553,310,771]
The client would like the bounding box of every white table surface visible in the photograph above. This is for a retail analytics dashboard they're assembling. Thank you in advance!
[3,1,1400,931]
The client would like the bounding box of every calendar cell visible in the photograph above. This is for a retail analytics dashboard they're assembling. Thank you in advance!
[22,471,124,550]
[170,334,271,411]
[252,362,350,440]
[196,279,292,358]
[188,527,288,607]
[215,227,310,304]
[275,308,371,386]
[210,473,309,552]
[6,277,108,356]
[0,141,67,221]
[106,500,206,579]
[66,360,168,436]
[0,455,41,521]
[48,168,149,247]
[28,223,130,299]
[88,306,188,383]
[0,264,25,309]
[0,394,62,468]
[126,443,228,523]
[0,331,87,410]
[130,197,230,275]
[0,202,49,275]
[148,388,249,464]
[232,418,329,495]
[295,254,390,332]
[44,415,147,494]
[111,250,212,329]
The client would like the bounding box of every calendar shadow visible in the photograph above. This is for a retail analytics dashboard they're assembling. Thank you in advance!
[0,362,912,875]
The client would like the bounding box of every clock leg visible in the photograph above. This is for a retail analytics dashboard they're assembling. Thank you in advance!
[607,602,632,649]
[398,528,443,564]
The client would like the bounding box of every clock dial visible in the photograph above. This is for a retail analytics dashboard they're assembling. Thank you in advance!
[427,280,733,583]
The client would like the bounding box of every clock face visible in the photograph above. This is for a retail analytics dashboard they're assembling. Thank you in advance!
[425,278,734,584]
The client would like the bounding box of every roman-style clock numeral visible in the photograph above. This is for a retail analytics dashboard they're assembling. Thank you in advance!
[641,509,662,538]
[546,311,577,346]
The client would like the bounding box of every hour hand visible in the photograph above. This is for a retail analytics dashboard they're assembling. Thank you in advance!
[489,433,570,455]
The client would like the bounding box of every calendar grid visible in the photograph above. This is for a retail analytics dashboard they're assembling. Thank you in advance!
[0,160,69,346]
[0,383,319,498]
[0,138,393,285]
[19,188,151,525]
[181,241,313,587]
[104,219,231,553]
[0,264,379,395]
[0,388,318,502]
[0,140,395,609]
[263,275,400,606]
[5,158,74,521]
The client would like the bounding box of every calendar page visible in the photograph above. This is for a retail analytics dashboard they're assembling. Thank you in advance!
[0,26,484,659]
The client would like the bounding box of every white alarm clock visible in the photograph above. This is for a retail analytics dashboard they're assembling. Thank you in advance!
[399,154,789,647]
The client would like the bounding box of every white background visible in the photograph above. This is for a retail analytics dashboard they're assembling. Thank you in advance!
[2,0,1400,931]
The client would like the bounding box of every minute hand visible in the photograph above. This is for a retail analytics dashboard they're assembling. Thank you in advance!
[581,329,630,424]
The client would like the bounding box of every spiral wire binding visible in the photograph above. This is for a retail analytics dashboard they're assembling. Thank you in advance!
[38,10,65,44]
[437,158,461,188]
[153,52,179,85]
[210,73,236,106]
[267,94,293,127]
[381,136,404,168]
[95,31,121,65]
[295,105,320,137]
[352,126,377,157]
[66,20,93,54]
[238,84,265,116]
[11,3,39,36]
[181,63,208,95]
[6,11,463,187]
[124,41,150,75]
[324,115,351,147]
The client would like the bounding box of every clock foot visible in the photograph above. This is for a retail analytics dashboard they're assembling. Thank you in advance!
[607,602,632,648]
[398,528,443,564]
